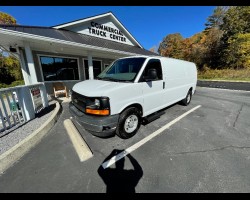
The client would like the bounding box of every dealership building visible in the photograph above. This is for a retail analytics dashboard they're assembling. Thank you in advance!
[0,12,157,94]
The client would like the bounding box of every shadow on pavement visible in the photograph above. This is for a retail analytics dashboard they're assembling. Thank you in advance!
[98,149,143,193]
[36,103,56,118]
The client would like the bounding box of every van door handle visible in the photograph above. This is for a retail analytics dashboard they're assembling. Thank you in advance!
[163,82,165,89]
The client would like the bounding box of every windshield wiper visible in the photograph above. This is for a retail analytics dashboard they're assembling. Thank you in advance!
[96,77,132,82]
[100,77,120,82]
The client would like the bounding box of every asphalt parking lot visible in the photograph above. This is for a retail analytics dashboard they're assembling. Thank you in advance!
[0,86,250,193]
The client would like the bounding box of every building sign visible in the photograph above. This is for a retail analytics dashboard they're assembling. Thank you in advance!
[30,88,43,113]
[88,21,127,43]
[64,17,135,46]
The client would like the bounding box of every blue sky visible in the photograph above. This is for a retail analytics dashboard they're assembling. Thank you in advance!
[0,6,215,51]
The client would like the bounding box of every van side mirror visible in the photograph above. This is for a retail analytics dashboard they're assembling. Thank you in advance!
[144,68,158,81]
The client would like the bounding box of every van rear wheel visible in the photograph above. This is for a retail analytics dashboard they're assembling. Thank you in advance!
[116,107,141,139]
[181,90,192,106]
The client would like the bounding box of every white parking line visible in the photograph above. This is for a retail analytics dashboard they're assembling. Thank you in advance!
[102,105,202,169]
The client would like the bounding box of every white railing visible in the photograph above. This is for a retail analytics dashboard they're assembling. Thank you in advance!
[0,83,48,134]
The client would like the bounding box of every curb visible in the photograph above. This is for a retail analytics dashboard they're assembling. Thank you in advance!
[0,102,62,174]
[197,80,250,91]
[198,79,250,83]
[63,119,93,162]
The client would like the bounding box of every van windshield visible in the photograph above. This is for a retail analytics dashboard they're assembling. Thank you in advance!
[96,57,146,82]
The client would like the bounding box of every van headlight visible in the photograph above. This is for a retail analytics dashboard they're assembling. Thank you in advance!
[95,99,100,107]
[86,97,110,116]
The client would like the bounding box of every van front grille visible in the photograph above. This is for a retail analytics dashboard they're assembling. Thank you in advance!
[71,91,87,113]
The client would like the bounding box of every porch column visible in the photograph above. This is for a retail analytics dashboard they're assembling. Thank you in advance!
[88,54,94,80]
[17,47,31,85]
[24,42,38,84]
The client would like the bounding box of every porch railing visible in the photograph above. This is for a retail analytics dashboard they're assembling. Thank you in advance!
[0,83,48,134]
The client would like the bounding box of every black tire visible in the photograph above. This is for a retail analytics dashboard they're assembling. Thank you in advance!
[116,107,141,139]
[181,90,192,106]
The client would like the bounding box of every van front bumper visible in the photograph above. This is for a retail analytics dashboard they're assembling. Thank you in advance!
[69,102,119,137]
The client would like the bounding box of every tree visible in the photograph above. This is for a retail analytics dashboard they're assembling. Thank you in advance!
[158,33,184,59]
[157,6,250,70]
[149,46,157,53]
[157,32,208,69]
[4,56,23,80]
[220,6,250,69]
[0,11,23,87]
[205,6,228,31]
[224,33,250,69]
[0,12,16,25]
[0,57,15,84]
[201,6,227,68]
[202,28,224,69]
[221,6,250,40]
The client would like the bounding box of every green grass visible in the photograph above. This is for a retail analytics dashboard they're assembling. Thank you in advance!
[198,68,250,82]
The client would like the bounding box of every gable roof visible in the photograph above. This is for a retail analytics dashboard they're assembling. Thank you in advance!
[52,12,143,48]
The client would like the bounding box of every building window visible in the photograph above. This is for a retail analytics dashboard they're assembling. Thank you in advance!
[84,59,102,79]
[40,56,79,81]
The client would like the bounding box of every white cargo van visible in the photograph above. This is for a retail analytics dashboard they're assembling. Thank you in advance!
[69,56,197,139]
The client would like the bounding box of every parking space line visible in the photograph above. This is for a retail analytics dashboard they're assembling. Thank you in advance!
[102,105,201,169]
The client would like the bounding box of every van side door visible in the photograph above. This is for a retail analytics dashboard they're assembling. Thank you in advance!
[139,59,165,116]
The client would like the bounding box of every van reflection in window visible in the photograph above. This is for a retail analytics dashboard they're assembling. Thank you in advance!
[40,56,79,81]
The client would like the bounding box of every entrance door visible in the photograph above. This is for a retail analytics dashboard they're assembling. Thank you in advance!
[139,59,165,116]
[84,59,102,79]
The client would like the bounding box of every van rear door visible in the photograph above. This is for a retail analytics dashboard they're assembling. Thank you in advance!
[139,59,165,116]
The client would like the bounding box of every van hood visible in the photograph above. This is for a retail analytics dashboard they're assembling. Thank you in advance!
[72,79,132,97]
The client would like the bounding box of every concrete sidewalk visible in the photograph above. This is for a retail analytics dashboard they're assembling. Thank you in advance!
[0,97,66,174]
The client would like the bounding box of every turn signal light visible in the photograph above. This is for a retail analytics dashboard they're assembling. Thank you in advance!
[86,109,110,116]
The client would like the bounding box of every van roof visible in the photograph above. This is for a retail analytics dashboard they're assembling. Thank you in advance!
[119,55,195,64]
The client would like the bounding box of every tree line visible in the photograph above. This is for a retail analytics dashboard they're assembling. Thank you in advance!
[158,6,250,70]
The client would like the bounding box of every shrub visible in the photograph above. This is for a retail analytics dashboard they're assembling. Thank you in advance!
[198,68,250,81]
[0,80,24,89]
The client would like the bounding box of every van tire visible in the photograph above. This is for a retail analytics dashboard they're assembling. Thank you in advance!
[181,90,192,106]
[116,107,141,139]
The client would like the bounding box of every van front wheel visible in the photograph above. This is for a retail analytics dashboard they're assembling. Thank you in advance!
[116,107,141,139]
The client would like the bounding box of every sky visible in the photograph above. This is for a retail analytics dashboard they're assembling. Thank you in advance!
[0,6,215,50]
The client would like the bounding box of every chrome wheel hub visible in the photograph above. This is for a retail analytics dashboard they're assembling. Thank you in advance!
[124,115,138,133]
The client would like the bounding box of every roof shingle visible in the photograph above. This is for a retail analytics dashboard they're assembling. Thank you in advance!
[0,25,158,56]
